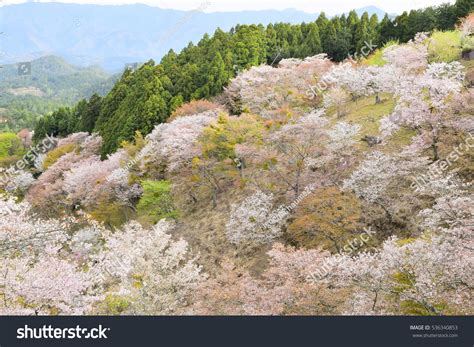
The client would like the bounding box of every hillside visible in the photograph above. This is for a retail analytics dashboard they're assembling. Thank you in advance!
[0,55,117,131]
[32,1,470,155]
[1,7,473,316]
[0,0,473,317]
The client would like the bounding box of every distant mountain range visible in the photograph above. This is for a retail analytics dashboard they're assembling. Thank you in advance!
[0,55,117,131]
[0,3,394,71]
[0,55,115,100]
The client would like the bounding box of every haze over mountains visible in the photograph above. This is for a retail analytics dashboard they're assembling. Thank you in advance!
[0,2,392,70]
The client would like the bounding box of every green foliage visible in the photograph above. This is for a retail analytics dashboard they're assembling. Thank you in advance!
[89,200,132,228]
[33,1,467,156]
[0,55,114,132]
[94,61,171,156]
[33,107,75,142]
[42,143,76,170]
[0,132,25,167]
[363,41,398,66]
[428,31,462,62]
[137,180,178,224]
[200,114,264,161]
[0,132,24,158]
[120,131,146,158]
[100,294,130,315]
[400,300,447,315]
[455,0,473,18]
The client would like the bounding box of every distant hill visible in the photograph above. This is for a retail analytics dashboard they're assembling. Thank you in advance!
[353,6,396,18]
[0,55,117,131]
[0,3,391,71]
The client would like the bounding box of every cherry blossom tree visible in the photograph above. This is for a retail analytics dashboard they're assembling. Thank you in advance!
[193,243,334,315]
[63,150,140,210]
[323,63,371,101]
[93,220,205,314]
[27,134,104,210]
[264,109,328,198]
[388,61,464,161]
[139,111,218,173]
[326,122,361,153]
[224,55,332,117]
[383,41,428,73]
[1,255,100,315]
[0,195,103,315]
[343,151,430,223]
[458,13,474,38]
[225,190,284,245]
[0,195,71,257]
[327,233,473,315]
[323,87,350,117]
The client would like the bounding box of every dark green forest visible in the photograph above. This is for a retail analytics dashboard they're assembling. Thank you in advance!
[33,0,473,156]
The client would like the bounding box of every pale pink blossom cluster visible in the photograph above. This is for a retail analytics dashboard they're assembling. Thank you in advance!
[326,233,473,315]
[27,133,139,210]
[225,55,332,117]
[139,111,218,172]
[326,122,361,152]
[93,220,205,314]
[225,190,283,244]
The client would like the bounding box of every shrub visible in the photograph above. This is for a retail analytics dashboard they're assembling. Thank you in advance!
[287,187,363,252]
[200,114,264,161]
[169,100,221,121]
[428,31,462,62]
[43,143,76,170]
[89,200,131,228]
[137,180,178,224]
[0,133,25,167]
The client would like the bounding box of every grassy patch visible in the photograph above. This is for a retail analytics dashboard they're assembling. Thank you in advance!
[428,31,462,63]
[137,180,178,225]
[329,94,395,134]
[363,41,398,66]
[43,143,76,170]
[383,127,417,154]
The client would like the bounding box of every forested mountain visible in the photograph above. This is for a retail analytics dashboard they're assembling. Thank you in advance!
[0,2,392,70]
[33,0,472,156]
[0,56,117,131]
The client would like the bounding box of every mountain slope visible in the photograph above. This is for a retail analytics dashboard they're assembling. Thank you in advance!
[0,55,116,131]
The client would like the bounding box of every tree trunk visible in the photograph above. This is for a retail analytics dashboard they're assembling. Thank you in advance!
[375,93,381,104]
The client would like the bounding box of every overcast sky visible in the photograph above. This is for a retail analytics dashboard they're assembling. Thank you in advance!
[0,0,455,15]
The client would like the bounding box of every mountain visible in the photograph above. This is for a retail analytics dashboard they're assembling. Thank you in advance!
[0,2,390,71]
[353,6,397,18]
[0,55,117,131]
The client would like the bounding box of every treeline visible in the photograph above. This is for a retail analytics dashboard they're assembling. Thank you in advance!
[33,0,472,156]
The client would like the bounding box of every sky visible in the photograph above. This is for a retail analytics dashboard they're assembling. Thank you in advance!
[0,0,456,15]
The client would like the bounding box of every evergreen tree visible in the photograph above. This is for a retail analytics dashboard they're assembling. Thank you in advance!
[33,0,468,156]
[354,12,371,52]
[298,23,322,57]
[379,14,397,44]
[455,0,473,19]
